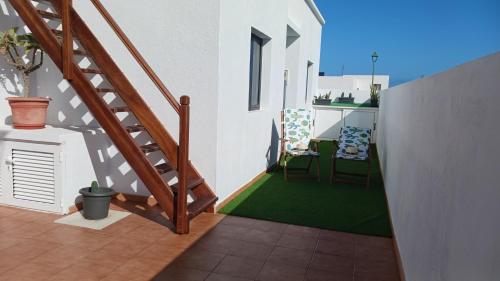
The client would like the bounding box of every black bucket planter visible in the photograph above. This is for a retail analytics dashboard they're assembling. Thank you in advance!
[79,187,116,220]
[314,99,332,105]
[370,99,379,107]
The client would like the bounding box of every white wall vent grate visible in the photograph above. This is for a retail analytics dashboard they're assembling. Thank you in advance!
[12,149,55,204]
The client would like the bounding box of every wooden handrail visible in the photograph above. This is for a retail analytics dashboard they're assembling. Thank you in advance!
[176,95,190,234]
[62,0,72,80]
[89,0,181,114]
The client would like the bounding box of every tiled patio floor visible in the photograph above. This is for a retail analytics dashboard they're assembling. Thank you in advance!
[0,202,400,281]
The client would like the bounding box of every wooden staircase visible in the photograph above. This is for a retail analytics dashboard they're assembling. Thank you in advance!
[9,0,217,234]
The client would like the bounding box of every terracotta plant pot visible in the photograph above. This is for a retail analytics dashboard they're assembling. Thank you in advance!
[6,97,51,129]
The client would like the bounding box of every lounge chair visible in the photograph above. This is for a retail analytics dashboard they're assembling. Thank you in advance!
[331,126,372,188]
[279,108,320,181]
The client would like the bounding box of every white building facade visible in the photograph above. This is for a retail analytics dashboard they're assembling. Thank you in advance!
[0,0,324,207]
[318,75,390,104]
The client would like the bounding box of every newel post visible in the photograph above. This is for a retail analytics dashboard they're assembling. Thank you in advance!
[176,95,190,234]
[62,0,73,80]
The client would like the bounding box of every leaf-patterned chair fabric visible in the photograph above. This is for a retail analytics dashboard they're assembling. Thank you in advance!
[283,108,319,156]
[335,126,371,160]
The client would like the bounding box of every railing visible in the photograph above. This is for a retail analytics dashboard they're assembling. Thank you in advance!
[60,0,189,233]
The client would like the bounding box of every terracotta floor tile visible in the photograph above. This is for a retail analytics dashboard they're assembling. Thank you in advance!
[355,244,396,262]
[309,253,354,273]
[206,272,253,281]
[0,217,29,232]
[278,233,318,251]
[97,237,152,258]
[153,266,210,281]
[241,228,282,245]
[267,246,313,268]
[316,238,355,258]
[355,259,399,277]
[125,224,171,242]
[228,240,274,261]
[214,255,265,279]
[48,261,116,281]
[354,235,393,250]
[111,257,169,279]
[172,249,226,271]
[306,268,353,281]
[0,262,65,281]
[208,223,251,240]
[192,236,242,255]
[318,229,356,243]
[136,242,185,264]
[257,261,306,281]
[219,216,257,228]
[354,270,400,281]
[284,224,321,238]
[252,219,287,234]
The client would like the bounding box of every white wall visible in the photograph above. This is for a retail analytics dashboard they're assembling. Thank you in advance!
[318,75,389,103]
[0,0,323,203]
[377,52,500,281]
[215,0,323,202]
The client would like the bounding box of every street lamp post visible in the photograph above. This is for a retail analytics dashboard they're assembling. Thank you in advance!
[371,51,379,87]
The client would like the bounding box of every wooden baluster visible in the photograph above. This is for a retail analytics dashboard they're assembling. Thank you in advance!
[176,95,190,234]
[62,0,73,80]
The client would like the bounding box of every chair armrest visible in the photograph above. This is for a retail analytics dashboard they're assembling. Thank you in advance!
[310,138,321,143]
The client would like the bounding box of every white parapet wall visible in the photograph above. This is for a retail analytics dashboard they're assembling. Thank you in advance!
[377,52,500,281]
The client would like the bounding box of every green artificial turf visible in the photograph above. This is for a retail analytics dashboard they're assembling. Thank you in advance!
[219,141,392,237]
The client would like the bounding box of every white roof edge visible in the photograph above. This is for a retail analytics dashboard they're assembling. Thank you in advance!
[305,0,326,25]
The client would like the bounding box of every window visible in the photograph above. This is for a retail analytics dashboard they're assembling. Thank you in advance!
[249,34,263,111]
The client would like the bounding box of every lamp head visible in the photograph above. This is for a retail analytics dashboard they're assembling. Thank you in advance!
[372,51,379,63]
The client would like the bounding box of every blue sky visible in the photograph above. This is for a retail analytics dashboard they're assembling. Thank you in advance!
[314,0,500,86]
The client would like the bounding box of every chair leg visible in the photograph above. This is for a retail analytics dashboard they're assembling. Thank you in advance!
[366,159,371,189]
[315,157,320,182]
[305,156,314,174]
[284,155,288,181]
[330,157,337,184]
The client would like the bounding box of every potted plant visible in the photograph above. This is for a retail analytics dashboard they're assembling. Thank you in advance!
[1,27,50,129]
[79,181,116,220]
[370,84,380,107]
[313,91,332,105]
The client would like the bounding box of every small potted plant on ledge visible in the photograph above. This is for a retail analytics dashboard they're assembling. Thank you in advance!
[370,84,380,107]
[1,27,49,129]
[313,91,332,105]
[79,181,116,220]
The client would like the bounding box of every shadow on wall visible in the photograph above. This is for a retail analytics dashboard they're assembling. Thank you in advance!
[265,119,280,170]
[0,0,176,197]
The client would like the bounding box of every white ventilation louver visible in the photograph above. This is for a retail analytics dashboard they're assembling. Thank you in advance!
[12,149,55,204]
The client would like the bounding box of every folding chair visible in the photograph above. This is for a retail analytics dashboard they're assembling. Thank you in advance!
[279,108,320,181]
[330,126,372,188]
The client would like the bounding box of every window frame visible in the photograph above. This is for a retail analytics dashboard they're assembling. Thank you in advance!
[248,33,263,111]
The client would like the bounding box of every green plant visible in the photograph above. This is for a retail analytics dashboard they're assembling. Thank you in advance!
[0,27,44,97]
[314,91,331,100]
[370,84,380,103]
[90,181,99,193]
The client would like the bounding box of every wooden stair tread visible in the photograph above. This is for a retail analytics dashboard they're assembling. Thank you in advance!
[110,106,130,113]
[171,177,204,193]
[37,10,60,19]
[188,196,218,219]
[51,29,62,37]
[155,163,173,174]
[125,125,146,133]
[80,68,103,74]
[140,143,161,153]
